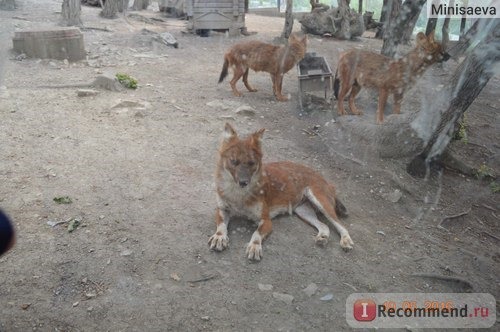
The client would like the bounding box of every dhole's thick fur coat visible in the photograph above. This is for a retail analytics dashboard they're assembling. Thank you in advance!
[208,123,353,261]
[334,31,450,124]
[218,33,307,101]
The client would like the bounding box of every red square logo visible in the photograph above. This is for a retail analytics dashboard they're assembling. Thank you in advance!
[353,299,377,321]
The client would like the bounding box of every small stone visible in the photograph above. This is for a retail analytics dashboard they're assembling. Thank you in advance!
[20,303,31,310]
[234,105,256,116]
[201,316,210,321]
[386,189,403,203]
[320,293,334,301]
[272,292,294,304]
[303,283,318,297]
[120,249,133,257]
[258,283,273,291]
[77,89,99,97]
[72,301,79,307]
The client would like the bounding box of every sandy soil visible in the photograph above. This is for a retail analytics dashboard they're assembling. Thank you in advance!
[0,1,498,331]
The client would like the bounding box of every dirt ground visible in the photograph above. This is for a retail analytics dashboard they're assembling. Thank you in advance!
[0,1,498,331]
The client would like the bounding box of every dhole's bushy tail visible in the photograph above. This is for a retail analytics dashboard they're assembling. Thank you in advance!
[335,198,348,218]
[333,69,340,100]
[218,57,229,83]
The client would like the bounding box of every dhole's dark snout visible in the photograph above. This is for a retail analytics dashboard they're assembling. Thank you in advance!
[236,169,252,188]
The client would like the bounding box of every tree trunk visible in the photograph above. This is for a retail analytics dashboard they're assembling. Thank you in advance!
[407,19,500,177]
[448,19,480,57]
[0,0,15,10]
[358,0,362,14]
[281,0,293,39]
[61,0,82,26]
[101,0,120,18]
[132,0,149,10]
[425,18,438,35]
[459,18,467,40]
[337,0,351,40]
[118,0,128,12]
[381,0,426,57]
[375,0,389,38]
[441,0,454,51]
[399,0,425,44]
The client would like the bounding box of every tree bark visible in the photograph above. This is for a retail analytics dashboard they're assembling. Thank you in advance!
[0,0,15,10]
[132,0,149,10]
[101,0,120,18]
[337,0,351,40]
[281,0,293,39]
[381,0,427,57]
[61,0,82,26]
[375,0,389,38]
[448,19,480,57]
[441,0,454,51]
[407,19,500,177]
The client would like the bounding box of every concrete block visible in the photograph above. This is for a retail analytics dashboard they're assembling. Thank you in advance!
[12,27,86,62]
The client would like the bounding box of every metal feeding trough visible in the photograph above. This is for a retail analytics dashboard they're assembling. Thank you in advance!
[297,52,333,110]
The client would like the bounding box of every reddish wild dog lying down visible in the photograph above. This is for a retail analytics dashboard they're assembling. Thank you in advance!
[334,31,450,124]
[209,123,353,261]
[218,32,307,101]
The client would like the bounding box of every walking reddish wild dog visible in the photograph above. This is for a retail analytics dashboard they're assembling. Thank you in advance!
[334,31,450,124]
[208,123,353,261]
[218,32,307,101]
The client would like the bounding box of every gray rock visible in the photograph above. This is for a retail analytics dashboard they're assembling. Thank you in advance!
[273,292,294,304]
[303,283,318,297]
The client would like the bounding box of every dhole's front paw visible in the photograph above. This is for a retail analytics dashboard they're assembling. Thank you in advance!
[315,233,329,246]
[208,232,229,251]
[246,241,262,261]
[276,94,290,102]
[340,234,354,251]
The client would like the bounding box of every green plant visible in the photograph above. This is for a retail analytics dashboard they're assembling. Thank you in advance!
[116,73,138,89]
[474,164,494,180]
[453,113,468,143]
[53,196,72,204]
[490,181,500,193]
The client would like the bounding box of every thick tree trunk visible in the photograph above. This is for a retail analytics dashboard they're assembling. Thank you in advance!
[281,0,293,39]
[0,0,15,10]
[441,0,454,51]
[61,0,82,26]
[118,0,128,12]
[375,0,389,38]
[425,18,438,35]
[132,0,149,10]
[101,0,120,18]
[337,0,351,40]
[407,19,500,177]
[448,19,480,57]
[381,0,426,57]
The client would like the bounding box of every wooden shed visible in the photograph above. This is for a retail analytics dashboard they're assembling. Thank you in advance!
[186,0,246,36]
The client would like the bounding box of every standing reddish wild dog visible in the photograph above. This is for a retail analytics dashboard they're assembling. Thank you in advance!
[208,123,353,261]
[218,32,307,101]
[334,31,450,124]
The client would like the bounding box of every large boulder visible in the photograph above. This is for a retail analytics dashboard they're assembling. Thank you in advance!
[300,6,365,39]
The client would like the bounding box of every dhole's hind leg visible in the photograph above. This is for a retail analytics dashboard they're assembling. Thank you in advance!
[376,89,389,124]
[273,73,289,101]
[348,82,363,115]
[208,208,230,251]
[305,187,354,250]
[393,92,403,115]
[243,68,257,92]
[229,66,245,97]
[336,78,352,116]
[294,203,330,246]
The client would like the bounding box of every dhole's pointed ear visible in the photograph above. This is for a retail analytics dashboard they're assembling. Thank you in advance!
[250,128,265,148]
[416,32,428,46]
[427,30,436,42]
[223,122,238,142]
